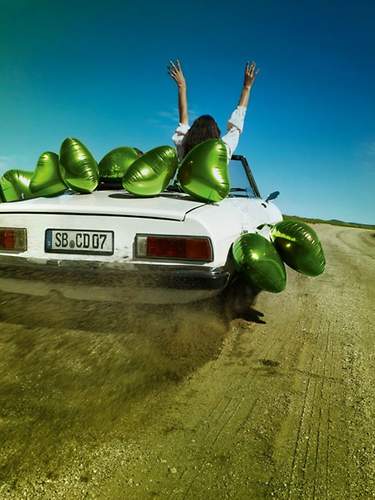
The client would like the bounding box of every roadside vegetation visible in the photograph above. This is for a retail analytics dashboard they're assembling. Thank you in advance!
[283,214,375,230]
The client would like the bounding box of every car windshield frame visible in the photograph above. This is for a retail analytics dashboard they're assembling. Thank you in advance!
[228,155,261,199]
[97,154,262,199]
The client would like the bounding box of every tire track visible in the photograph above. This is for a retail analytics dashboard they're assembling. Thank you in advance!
[179,290,308,500]
[270,224,373,499]
[286,313,326,499]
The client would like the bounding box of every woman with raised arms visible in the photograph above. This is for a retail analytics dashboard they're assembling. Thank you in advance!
[167,60,259,162]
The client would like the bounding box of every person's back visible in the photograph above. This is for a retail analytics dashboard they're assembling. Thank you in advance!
[168,60,259,162]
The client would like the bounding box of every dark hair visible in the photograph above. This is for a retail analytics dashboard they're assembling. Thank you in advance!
[181,115,221,158]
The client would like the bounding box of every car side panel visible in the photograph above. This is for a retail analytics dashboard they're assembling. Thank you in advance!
[185,197,283,264]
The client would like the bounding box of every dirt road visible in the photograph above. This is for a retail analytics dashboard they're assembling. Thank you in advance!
[0,224,374,499]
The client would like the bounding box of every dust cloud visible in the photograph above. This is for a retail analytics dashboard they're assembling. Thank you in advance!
[0,279,240,485]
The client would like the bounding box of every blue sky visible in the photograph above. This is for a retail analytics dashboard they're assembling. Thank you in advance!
[1,0,374,223]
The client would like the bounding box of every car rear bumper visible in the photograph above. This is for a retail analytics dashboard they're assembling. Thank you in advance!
[0,256,231,304]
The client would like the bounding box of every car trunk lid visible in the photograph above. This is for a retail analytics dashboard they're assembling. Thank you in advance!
[0,191,207,221]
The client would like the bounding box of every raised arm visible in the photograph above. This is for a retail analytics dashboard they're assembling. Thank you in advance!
[223,62,259,157]
[168,59,188,125]
[237,61,259,108]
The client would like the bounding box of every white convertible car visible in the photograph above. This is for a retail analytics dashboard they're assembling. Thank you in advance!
[0,156,282,304]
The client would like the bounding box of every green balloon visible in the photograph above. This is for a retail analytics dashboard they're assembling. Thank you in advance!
[98,147,142,181]
[59,138,99,193]
[271,221,325,276]
[0,169,35,202]
[122,146,178,197]
[177,139,229,203]
[232,233,286,293]
[30,151,67,197]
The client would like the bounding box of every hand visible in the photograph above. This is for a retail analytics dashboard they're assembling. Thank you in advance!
[167,59,186,89]
[244,61,259,89]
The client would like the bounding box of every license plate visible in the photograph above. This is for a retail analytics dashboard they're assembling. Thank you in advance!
[45,229,114,255]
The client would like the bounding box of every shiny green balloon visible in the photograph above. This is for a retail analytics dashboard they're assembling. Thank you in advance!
[232,233,286,293]
[0,169,35,202]
[59,138,99,193]
[271,221,325,276]
[30,151,67,197]
[98,147,143,181]
[122,146,178,196]
[177,139,229,203]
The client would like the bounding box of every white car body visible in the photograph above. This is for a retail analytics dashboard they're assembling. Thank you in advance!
[0,157,282,303]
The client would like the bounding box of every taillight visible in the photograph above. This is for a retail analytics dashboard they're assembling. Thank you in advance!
[0,228,27,252]
[135,235,213,262]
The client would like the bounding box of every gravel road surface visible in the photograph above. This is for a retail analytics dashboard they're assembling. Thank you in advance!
[0,224,374,499]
